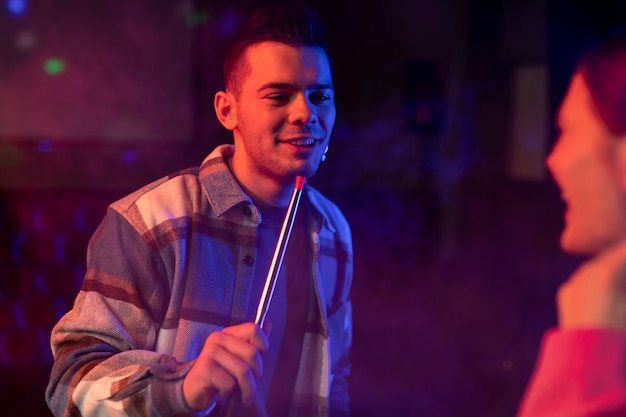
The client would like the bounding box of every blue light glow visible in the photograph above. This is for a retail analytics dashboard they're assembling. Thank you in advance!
[6,0,27,17]
[218,11,240,37]
[122,149,138,165]
[37,140,52,153]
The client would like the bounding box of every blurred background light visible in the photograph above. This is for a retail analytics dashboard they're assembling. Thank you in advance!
[14,31,37,51]
[187,9,209,27]
[43,58,66,75]
[5,0,27,17]
[217,10,240,37]
[37,140,52,153]
[122,149,138,166]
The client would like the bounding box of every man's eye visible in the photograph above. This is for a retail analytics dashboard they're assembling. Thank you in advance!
[311,93,333,104]
[267,93,290,102]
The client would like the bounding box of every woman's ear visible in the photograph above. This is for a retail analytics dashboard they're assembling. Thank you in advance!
[214,91,237,131]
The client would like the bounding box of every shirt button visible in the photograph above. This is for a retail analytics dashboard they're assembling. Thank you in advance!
[242,206,252,216]
[243,255,254,266]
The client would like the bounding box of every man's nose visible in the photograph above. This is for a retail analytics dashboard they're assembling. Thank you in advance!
[289,94,317,125]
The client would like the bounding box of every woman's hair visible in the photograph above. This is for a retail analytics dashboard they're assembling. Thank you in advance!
[222,3,329,97]
[578,27,626,136]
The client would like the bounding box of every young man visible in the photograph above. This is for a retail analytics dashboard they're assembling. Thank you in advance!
[518,30,626,416]
[45,4,353,417]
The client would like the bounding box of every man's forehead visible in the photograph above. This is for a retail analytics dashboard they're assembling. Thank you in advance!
[244,41,329,65]
[242,41,332,86]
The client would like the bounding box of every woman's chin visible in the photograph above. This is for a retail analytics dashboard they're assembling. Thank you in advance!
[560,229,595,255]
[560,228,622,255]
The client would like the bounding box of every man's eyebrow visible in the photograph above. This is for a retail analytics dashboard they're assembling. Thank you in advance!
[257,82,335,93]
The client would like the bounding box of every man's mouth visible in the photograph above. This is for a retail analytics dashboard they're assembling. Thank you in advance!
[282,138,319,146]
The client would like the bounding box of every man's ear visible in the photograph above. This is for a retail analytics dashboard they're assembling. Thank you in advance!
[214,91,237,131]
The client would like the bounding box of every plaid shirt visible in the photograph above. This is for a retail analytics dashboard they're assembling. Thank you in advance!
[45,145,353,417]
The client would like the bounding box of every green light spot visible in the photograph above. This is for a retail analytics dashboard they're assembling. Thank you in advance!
[44,58,66,75]
[0,145,21,165]
[187,10,209,27]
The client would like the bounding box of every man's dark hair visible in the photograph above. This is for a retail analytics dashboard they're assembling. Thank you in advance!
[223,3,329,97]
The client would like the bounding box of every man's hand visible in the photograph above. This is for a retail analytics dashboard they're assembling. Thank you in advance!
[182,322,270,411]
[558,239,626,329]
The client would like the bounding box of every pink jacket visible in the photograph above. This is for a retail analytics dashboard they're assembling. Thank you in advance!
[518,328,626,417]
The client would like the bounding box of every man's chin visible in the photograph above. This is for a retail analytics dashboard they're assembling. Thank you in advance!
[292,160,320,179]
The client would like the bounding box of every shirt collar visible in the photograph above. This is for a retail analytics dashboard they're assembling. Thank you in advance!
[199,144,251,217]
[198,144,333,233]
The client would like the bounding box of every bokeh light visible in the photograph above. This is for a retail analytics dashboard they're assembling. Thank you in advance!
[5,0,27,17]
[43,58,66,75]
[187,10,209,27]
[218,10,241,37]
[14,31,37,51]
[122,149,138,166]
[0,144,20,165]
[37,140,52,153]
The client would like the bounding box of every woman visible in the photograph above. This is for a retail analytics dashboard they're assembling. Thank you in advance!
[518,30,626,416]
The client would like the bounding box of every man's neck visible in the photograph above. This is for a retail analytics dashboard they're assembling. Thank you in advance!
[227,156,293,208]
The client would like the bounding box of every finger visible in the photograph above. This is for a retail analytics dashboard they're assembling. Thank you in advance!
[193,345,258,405]
[261,318,273,338]
[206,349,257,406]
[205,362,237,400]
[183,356,236,410]
[236,371,257,406]
[222,322,269,353]
[204,331,264,380]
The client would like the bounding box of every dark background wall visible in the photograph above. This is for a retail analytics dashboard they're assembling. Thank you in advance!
[1,0,625,415]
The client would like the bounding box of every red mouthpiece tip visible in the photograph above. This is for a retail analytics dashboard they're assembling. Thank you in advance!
[295,176,306,190]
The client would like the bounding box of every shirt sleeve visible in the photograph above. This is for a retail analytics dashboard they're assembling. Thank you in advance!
[45,209,202,417]
[328,300,352,417]
[327,212,353,417]
[518,327,626,417]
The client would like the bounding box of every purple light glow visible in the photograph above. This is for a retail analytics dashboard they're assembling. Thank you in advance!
[5,0,27,17]
[122,149,138,166]
[37,140,52,153]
